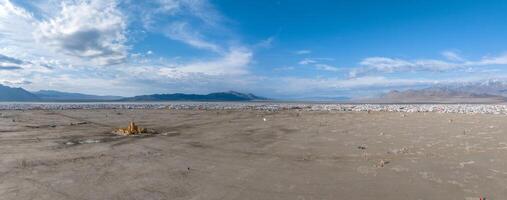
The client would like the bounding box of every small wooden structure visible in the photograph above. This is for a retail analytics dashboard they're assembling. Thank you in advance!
[113,122,147,136]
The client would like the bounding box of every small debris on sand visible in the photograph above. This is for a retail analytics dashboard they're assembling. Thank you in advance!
[113,122,151,136]
[64,139,101,145]
[388,147,409,155]
[161,131,180,136]
[25,124,56,128]
[465,197,487,200]
[357,145,367,150]
[375,159,389,168]
[70,122,88,126]
[79,139,100,144]
[459,160,475,168]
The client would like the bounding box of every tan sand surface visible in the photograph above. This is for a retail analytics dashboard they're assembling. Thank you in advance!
[1,109,506,199]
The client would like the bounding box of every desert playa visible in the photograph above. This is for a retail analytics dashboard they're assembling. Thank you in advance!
[1,106,506,200]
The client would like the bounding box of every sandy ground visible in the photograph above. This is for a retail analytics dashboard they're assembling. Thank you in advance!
[1,109,506,199]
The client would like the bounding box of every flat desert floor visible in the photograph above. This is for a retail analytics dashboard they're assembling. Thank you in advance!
[1,109,507,199]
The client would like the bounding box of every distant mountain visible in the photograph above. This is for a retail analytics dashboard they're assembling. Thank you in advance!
[383,88,497,99]
[122,91,269,101]
[284,96,350,102]
[33,90,122,101]
[375,87,505,103]
[435,79,507,97]
[0,84,40,101]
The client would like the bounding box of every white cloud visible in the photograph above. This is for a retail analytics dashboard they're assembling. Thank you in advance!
[295,50,311,55]
[273,66,295,71]
[255,36,275,49]
[297,57,341,73]
[298,58,317,65]
[349,53,507,77]
[0,0,128,68]
[349,51,507,77]
[139,0,219,29]
[472,53,507,65]
[335,76,437,89]
[164,21,221,52]
[144,0,253,77]
[442,50,464,61]
[141,0,228,54]
[0,0,39,56]
[94,45,254,96]
[177,47,252,75]
[0,0,256,96]
[35,0,127,66]
[298,57,335,65]
[0,1,64,85]
[165,0,222,26]
[314,64,340,72]
[156,0,181,13]
[359,57,457,72]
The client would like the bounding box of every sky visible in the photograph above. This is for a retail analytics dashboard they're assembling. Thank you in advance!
[2,0,507,98]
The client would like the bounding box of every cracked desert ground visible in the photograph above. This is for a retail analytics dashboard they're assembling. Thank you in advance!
[1,109,506,199]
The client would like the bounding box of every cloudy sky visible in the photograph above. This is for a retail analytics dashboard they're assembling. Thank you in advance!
[2,0,507,98]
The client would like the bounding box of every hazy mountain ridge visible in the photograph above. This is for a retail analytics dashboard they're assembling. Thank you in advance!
[378,81,507,103]
[121,91,269,101]
[33,90,123,101]
[383,88,500,99]
[0,84,268,102]
[282,96,350,102]
[0,85,40,101]
[432,80,507,97]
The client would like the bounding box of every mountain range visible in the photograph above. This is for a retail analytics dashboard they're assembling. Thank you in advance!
[0,84,268,102]
[375,80,507,103]
[33,90,123,101]
[0,85,40,101]
[121,91,268,101]
[6,79,507,102]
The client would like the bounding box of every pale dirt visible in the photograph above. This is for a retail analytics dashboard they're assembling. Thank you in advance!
[1,109,506,199]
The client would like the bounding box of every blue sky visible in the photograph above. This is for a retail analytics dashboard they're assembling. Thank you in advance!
[2,0,507,98]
